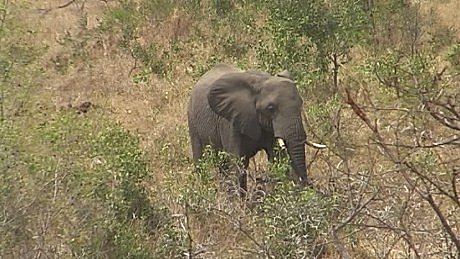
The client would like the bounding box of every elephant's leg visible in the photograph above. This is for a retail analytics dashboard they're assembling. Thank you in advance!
[191,137,203,162]
[189,126,203,162]
[219,126,250,198]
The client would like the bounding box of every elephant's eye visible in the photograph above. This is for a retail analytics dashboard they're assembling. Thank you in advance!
[266,103,276,113]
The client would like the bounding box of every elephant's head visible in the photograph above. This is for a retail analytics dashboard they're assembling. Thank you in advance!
[208,70,308,183]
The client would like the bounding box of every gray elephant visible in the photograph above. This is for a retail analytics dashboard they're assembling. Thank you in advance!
[187,64,309,191]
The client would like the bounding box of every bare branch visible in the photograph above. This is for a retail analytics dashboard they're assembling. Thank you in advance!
[425,100,460,131]
[37,0,77,14]
[331,228,350,259]
[423,191,460,256]
[403,161,460,208]
[334,190,379,232]
[56,0,77,9]
[376,134,460,149]
[431,66,448,88]
[452,168,460,209]
[346,89,460,256]
[208,206,270,257]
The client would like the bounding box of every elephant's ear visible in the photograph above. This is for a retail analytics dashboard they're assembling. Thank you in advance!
[276,70,293,80]
[208,73,262,140]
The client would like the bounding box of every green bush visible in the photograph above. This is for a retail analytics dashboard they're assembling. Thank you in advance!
[257,183,335,258]
[181,146,239,208]
[131,42,170,81]
[176,145,335,258]
[100,1,141,48]
[1,112,183,257]
[257,0,370,89]
[446,42,460,71]
[360,49,441,106]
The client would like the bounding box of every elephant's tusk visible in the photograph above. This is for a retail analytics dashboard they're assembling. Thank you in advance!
[305,140,327,149]
[276,138,287,150]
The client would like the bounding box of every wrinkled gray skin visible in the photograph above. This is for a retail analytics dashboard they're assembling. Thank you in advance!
[187,64,308,191]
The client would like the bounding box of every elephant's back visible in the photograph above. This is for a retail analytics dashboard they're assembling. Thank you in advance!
[188,63,241,125]
[194,63,241,91]
[188,64,238,147]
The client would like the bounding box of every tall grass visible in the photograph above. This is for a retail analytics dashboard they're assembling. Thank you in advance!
[1,0,459,257]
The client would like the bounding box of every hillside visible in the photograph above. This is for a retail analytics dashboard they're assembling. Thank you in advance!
[1,0,459,258]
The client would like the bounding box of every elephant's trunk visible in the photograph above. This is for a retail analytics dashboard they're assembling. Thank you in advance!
[287,141,308,183]
[275,116,308,184]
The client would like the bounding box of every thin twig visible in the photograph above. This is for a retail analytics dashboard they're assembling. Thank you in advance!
[375,134,460,149]
[452,168,459,207]
[57,0,77,9]
[346,89,460,256]
[209,206,271,257]
[334,190,379,232]
[404,161,460,208]
[425,99,460,131]
[37,0,77,14]
[422,191,460,257]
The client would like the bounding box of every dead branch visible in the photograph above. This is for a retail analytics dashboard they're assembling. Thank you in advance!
[57,0,77,9]
[346,90,460,256]
[334,190,379,232]
[452,167,460,210]
[422,191,460,256]
[424,99,460,131]
[431,66,448,87]
[377,134,460,149]
[403,161,460,208]
[331,228,350,259]
[37,0,79,14]
[345,88,375,133]
[209,206,271,257]
[345,88,400,163]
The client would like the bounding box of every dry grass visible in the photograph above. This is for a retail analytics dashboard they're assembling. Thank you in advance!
[425,0,460,38]
[22,1,193,163]
[2,0,459,257]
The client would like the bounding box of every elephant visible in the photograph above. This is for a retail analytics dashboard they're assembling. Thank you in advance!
[187,63,309,192]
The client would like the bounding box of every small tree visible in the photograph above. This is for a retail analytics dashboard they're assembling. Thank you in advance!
[257,0,370,90]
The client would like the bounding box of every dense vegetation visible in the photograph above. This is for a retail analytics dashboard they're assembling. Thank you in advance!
[1,0,459,257]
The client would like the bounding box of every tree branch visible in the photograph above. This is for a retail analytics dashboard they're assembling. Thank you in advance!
[37,0,77,14]
[423,191,460,256]
[346,89,460,256]
[376,134,460,149]
[425,99,460,131]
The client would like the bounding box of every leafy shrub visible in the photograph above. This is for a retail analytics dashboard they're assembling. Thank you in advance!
[446,42,460,71]
[131,42,170,81]
[248,143,335,257]
[1,112,183,257]
[178,145,335,258]
[257,182,335,258]
[100,1,141,48]
[257,0,370,89]
[360,49,441,106]
[183,145,242,207]
[267,147,291,181]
